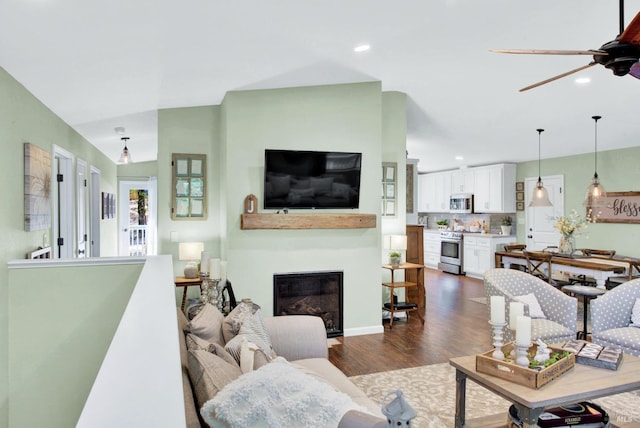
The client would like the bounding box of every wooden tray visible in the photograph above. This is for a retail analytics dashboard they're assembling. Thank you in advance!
[476,342,575,389]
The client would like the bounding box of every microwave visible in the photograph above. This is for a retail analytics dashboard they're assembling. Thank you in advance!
[450,193,473,213]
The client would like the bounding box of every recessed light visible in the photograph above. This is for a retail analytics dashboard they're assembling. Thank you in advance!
[455,156,464,161]
[575,77,591,85]
[354,44,370,53]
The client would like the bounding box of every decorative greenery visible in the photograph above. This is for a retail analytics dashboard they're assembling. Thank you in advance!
[501,216,512,226]
[389,251,401,258]
[529,350,571,369]
[554,209,592,238]
[436,219,449,226]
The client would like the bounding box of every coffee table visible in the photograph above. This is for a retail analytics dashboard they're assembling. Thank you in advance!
[449,352,640,427]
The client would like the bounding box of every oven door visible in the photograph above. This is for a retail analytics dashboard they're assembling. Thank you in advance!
[440,239,462,266]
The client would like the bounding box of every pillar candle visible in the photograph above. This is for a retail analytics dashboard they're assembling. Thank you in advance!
[490,296,505,324]
[209,258,221,279]
[220,261,227,284]
[200,251,210,274]
[509,302,524,330]
[516,315,532,346]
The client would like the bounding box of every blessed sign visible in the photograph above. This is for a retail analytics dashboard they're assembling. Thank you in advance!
[588,191,640,224]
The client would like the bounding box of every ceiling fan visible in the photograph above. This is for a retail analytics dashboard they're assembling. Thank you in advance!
[492,0,640,91]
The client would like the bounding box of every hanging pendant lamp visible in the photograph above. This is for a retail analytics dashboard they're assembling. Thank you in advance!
[584,115,606,208]
[119,137,132,164]
[529,128,552,207]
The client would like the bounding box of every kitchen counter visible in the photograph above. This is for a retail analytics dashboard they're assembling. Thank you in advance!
[423,228,514,238]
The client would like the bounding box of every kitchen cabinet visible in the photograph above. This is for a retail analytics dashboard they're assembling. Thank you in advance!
[423,229,442,268]
[473,163,516,213]
[418,171,451,212]
[451,169,475,194]
[463,235,516,278]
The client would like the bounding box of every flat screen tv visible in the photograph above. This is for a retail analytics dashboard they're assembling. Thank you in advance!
[264,149,362,209]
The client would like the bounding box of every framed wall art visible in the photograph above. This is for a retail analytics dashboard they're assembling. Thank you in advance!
[587,191,640,224]
[172,153,207,220]
[381,162,397,217]
[24,143,52,231]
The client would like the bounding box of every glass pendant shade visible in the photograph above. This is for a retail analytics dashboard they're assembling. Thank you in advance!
[529,128,552,207]
[118,137,132,164]
[584,116,606,207]
[529,178,552,207]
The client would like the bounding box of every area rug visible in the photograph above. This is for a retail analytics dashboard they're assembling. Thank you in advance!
[349,362,640,427]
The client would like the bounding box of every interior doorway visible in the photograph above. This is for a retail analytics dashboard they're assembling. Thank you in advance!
[52,145,75,259]
[76,159,88,258]
[90,166,101,257]
[525,175,564,250]
[118,179,157,256]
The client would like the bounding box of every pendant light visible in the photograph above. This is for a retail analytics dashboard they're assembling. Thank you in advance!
[584,115,606,208]
[118,137,132,164]
[529,128,553,207]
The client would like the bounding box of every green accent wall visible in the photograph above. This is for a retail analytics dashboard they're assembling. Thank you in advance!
[516,146,640,256]
[0,66,119,428]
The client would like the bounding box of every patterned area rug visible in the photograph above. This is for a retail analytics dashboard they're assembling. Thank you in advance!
[350,363,640,427]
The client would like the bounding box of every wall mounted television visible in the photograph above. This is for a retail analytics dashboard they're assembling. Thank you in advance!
[264,149,362,209]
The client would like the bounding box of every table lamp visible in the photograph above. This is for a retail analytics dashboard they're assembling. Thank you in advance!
[384,235,407,267]
[179,242,204,279]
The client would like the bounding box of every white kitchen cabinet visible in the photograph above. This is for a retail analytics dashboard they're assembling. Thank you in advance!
[463,234,516,278]
[473,163,516,213]
[451,169,475,194]
[418,171,451,212]
[423,230,442,268]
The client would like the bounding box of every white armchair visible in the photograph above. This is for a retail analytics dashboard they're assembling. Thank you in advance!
[484,268,577,344]
[591,278,640,357]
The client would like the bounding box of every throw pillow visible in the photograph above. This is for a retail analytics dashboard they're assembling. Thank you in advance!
[222,300,261,343]
[238,336,272,373]
[187,350,242,409]
[185,334,238,367]
[200,358,366,428]
[224,310,276,365]
[189,303,225,346]
[631,297,640,327]
[514,293,547,319]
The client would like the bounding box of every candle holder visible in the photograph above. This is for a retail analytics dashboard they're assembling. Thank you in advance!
[200,275,223,312]
[489,321,507,360]
[515,342,531,367]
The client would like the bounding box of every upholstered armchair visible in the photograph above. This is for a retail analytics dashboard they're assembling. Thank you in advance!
[484,268,577,344]
[591,278,640,357]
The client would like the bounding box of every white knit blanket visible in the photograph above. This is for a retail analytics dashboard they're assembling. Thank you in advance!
[201,358,366,428]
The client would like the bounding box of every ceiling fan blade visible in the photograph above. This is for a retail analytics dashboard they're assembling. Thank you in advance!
[619,11,640,44]
[491,49,607,56]
[519,62,598,92]
[630,61,640,79]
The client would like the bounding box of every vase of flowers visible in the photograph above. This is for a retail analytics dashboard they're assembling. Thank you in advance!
[554,210,591,255]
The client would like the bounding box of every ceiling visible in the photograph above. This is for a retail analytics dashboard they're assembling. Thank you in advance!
[2,0,639,173]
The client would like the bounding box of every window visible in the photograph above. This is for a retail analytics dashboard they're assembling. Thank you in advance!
[172,153,207,220]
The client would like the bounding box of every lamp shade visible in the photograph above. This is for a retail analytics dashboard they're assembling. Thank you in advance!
[383,235,407,251]
[529,179,552,207]
[178,242,204,261]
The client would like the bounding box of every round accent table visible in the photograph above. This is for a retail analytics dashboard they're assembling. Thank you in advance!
[561,284,606,340]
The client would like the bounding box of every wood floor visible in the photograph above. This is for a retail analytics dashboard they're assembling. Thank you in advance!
[329,268,492,377]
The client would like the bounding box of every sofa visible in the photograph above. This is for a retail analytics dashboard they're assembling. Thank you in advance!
[177,303,386,428]
[590,278,640,357]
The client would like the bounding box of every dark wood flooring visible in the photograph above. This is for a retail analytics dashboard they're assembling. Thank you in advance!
[329,268,492,376]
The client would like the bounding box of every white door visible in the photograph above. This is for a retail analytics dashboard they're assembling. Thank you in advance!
[76,159,88,258]
[52,145,75,259]
[90,166,101,257]
[525,175,564,250]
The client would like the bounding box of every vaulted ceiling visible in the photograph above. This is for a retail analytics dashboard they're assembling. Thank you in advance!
[2,0,639,172]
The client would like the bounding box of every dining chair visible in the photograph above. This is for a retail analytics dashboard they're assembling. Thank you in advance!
[570,249,616,286]
[581,248,616,258]
[523,250,572,288]
[503,244,527,272]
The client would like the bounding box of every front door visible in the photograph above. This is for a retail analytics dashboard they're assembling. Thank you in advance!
[525,175,564,250]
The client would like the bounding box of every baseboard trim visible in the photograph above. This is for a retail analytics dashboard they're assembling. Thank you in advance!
[344,325,384,337]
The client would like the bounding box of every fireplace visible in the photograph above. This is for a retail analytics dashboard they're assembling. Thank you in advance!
[273,271,343,338]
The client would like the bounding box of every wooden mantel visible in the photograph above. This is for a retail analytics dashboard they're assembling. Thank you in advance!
[240,213,376,230]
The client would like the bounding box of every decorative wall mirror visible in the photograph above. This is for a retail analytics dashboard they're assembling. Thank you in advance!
[381,162,397,217]
[171,153,207,220]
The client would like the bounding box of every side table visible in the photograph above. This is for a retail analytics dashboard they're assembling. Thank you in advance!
[382,262,425,328]
[175,276,203,313]
[561,284,606,340]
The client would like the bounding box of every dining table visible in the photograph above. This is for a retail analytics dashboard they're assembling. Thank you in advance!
[494,250,639,289]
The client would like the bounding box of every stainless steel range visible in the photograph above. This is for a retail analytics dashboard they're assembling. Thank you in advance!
[438,230,464,275]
